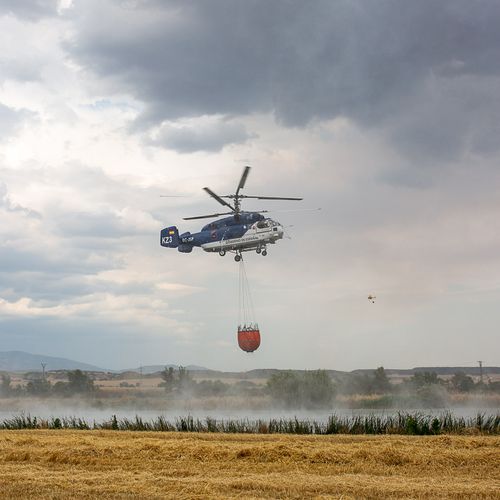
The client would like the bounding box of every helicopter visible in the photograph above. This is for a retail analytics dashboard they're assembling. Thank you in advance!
[160,166,302,261]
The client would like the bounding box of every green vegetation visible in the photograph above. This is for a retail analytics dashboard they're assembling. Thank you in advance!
[266,370,336,408]
[0,412,498,435]
[0,374,12,397]
[1,370,95,398]
[335,367,500,407]
[1,366,499,409]
[159,366,193,393]
[450,371,475,392]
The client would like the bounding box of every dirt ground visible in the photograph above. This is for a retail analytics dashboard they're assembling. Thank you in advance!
[0,430,498,499]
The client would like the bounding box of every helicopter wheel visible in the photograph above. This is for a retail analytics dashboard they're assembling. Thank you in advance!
[234,254,241,262]
[219,250,226,256]
[262,250,267,256]
[256,247,261,254]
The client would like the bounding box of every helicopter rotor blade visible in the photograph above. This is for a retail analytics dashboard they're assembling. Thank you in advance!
[259,207,321,213]
[236,165,251,196]
[203,187,235,211]
[183,211,234,220]
[238,195,303,201]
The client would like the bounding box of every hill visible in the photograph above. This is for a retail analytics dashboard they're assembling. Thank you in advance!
[121,364,209,375]
[0,351,105,372]
[1,351,497,378]
[351,367,500,376]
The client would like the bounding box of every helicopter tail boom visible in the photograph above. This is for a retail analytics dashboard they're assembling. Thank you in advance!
[160,226,180,248]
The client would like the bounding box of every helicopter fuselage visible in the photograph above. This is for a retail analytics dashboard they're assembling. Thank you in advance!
[161,212,284,257]
[160,166,300,260]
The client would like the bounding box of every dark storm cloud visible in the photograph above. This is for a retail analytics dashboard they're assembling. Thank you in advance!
[0,0,59,20]
[0,245,117,276]
[0,268,153,303]
[54,211,149,238]
[67,0,500,158]
[150,119,254,153]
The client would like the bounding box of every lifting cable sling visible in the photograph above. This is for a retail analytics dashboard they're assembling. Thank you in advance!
[237,258,261,353]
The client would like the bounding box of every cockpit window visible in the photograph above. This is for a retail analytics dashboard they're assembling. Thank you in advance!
[256,221,268,228]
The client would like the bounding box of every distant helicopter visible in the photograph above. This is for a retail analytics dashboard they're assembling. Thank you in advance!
[160,166,302,261]
[368,295,376,303]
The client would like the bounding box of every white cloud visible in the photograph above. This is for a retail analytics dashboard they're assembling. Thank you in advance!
[0,1,499,370]
[0,297,89,317]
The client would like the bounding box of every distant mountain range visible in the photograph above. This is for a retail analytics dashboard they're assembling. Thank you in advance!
[0,351,105,372]
[0,351,498,376]
[0,352,208,374]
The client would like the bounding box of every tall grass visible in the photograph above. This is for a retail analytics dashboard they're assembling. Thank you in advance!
[0,412,498,434]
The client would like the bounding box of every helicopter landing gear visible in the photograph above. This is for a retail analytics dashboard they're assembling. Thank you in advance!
[257,246,267,256]
[219,250,226,256]
[234,254,242,262]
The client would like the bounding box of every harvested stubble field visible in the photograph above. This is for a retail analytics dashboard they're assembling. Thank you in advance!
[0,431,498,499]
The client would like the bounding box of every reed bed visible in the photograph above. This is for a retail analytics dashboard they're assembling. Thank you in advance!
[0,411,498,434]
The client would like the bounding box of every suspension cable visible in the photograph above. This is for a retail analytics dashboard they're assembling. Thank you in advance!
[238,257,257,329]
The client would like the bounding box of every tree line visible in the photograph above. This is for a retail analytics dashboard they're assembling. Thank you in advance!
[159,366,499,408]
[1,366,498,408]
[0,370,95,398]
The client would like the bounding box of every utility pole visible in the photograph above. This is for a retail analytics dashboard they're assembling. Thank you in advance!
[41,362,47,382]
[477,361,483,384]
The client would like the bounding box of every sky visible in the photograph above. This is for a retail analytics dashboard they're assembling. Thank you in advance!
[0,0,499,371]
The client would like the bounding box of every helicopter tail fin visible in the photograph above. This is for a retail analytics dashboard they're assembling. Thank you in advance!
[160,226,180,248]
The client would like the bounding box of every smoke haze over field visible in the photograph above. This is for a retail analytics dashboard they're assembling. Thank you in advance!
[0,1,499,371]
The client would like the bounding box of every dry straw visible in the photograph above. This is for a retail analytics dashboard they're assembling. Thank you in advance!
[0,430,498,498]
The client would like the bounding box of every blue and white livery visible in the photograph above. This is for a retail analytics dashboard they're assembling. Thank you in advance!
[160,167,300,261]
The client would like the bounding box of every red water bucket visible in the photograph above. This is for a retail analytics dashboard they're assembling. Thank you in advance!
[237,327,261,353]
